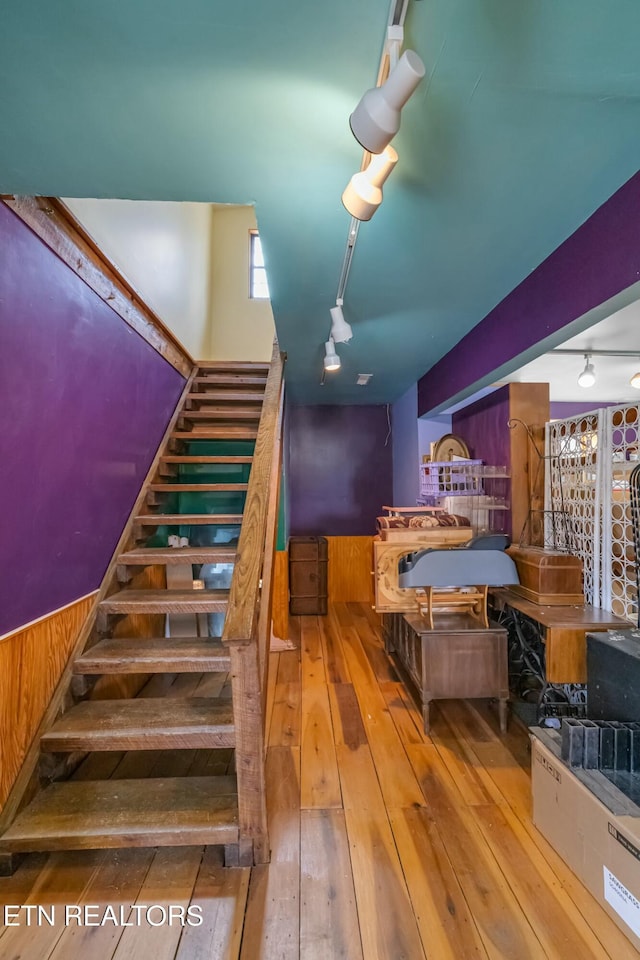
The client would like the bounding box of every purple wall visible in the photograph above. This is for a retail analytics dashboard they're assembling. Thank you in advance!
[452,387,512,468]
[0,203,185,636]
[288,404,393,537]
[550,401,616,419]
[452,387,512,536]
[419,170,640,416]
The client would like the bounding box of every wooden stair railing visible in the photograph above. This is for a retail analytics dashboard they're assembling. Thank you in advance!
[0,347,284,873]
[222,340,285,865]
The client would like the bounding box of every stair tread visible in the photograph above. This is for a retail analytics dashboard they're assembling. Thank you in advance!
[75,636,230,673]
[196,361,269,371]
[118,546,237,564]
[149,483,248,492]
[0,776,238,851]
[41,698,235,752]
[187,392,264,403]
[160,456,253,464]
[192,375,267,386]
[171,428,258,439]
[135,513,243,525]
[100,589,229,613]
[181,409,261,420]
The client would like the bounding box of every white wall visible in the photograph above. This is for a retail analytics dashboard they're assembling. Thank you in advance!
[206,205,275,361]
[63,198,212,358]
[62,199,275,362]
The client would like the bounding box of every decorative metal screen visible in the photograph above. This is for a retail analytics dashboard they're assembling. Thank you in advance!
[545,405,638,622]
[600,405,639,623]
[545,412,600,606]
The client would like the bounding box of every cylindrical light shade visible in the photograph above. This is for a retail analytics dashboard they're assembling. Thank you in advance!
[349,50,425,154]
[342,146,398,221]
[324,339,341,371]
[329,304,353,343]
[631,372,640,389]
[577,357,596,388]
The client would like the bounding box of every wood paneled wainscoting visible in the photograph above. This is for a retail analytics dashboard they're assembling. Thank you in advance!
[0,595,95,810]
[327,536,374,604]
[271,551,289,640]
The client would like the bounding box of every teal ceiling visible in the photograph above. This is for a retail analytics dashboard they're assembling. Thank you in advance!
[2,1,640,403]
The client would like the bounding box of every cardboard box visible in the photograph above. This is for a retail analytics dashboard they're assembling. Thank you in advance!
[531,732,640,950]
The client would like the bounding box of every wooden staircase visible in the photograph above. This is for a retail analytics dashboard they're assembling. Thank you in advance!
[0,354,283,869]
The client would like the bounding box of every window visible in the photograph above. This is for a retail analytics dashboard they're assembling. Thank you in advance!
[249,230,270,299]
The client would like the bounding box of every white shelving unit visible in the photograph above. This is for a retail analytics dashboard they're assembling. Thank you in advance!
[417,462,511,534]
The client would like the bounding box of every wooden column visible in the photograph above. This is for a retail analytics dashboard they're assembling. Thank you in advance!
[508,383,550,546]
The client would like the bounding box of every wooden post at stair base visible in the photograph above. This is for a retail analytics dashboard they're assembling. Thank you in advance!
[227,639,269,865]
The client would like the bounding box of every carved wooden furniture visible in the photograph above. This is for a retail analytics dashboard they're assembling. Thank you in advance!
[415,584,489,629]
[373,530,472,613]
[383,611,509,734]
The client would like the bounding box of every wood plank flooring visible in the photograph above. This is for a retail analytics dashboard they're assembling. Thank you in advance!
[1,602,637,959]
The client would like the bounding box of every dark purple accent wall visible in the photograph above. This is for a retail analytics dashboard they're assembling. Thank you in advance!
[0,203,185,636]
[288,404,393,537]
[419,170,640,416]
[550,401,617,419]
[452,387,512,468]
[452,387,512,536]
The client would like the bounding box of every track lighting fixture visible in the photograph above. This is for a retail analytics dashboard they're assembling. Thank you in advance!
[349,49,425,155]
[329,301,353,344]
[554,348,640,392]
[577,354,596,389]
[342,146,398,221]
[325,11,421,385]
[324,339,341,372]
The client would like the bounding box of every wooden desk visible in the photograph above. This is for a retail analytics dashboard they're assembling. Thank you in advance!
[490,588,628,684]
[383,611,508,734]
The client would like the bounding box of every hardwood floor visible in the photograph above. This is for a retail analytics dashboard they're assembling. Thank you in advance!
[1,602,638,959]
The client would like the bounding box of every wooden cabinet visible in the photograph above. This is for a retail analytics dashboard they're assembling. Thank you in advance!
[383,611,508,733]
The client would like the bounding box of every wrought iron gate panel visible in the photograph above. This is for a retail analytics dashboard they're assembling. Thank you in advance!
[545,413,600,606]
[603,405,638,623]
